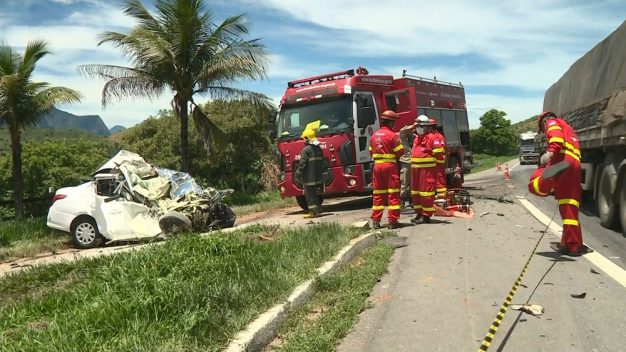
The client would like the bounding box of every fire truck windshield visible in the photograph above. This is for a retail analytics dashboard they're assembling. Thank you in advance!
[277,96,353,139]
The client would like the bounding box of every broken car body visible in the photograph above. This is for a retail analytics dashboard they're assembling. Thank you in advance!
[47,150,236,248]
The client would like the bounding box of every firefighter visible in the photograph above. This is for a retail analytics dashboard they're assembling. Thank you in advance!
[411,116,444,224]
[432,121,447,198]
[296,121,324,219]
[528,111,589,256]
[369,110,404,229]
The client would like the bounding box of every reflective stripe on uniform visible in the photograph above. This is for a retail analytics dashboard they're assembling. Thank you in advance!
[374,159,397,164]
[372,153,396,159]
[303,181,322,186]
[308,157,323,161]
[563,219,579,226]
[411,190,420,195]
[561,150,580,161]
[411,163,436,168]
[548,137,564,145]
[388,188,400,194]
[411,157,436,163]
[373,189,388,194]
[372,205,385,210]
[432,147,445,153]
[436,160,445,164]
[413,205,423,209]
[388,205,401,210]
[393,144,404,152]
[419,191,436,197]
[564,142,581,157]
[436,187,447,193]
[559,198,580,207]
[547,125,562,132]
[423,207,435,212]
[533,177,549,196]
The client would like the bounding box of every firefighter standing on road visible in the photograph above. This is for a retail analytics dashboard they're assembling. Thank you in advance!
[296,121,324,219]
[433,122,447,198]
[411,116,444,224]
[370,110,404,229]
[528,111,589,256]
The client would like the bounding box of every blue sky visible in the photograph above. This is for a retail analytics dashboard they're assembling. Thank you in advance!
[1,0,624,129]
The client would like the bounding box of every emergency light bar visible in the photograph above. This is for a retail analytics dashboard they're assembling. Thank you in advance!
[288,69,355,88]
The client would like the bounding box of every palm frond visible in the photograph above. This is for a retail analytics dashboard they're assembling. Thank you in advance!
[0,43,19,76]
[196,38,269,86]
[191,102,226,156]
[198,86,272,110]
[100,76,165,106]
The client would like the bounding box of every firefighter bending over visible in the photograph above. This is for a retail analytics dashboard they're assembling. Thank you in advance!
[296,121,324,219]
[411,116,444,224]
[528,111,590,256]
[369,110,404,229]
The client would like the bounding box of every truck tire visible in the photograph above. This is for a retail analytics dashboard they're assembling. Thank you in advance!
[619,175,626,236]
[598,165,619,229]
[295,195,323,211]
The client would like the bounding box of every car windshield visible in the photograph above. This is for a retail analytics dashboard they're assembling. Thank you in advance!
[277,96,353,139]
[520,139,535,146]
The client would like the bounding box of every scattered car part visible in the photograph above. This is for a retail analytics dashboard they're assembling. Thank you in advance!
[159,211,192,234]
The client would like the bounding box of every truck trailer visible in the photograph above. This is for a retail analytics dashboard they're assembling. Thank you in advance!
[541,20,626,234]
[270,67,474,210]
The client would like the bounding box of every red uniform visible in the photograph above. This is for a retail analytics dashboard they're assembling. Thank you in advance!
[528,117,583,252]
[433,131,447,198]
[369,126,404,223]
[411,132,443,218]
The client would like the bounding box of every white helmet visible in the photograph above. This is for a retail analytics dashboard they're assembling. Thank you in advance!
[416,115,429,124]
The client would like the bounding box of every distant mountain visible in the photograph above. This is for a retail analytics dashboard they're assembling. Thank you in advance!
[109,125,127,134]
[36,108,110,136]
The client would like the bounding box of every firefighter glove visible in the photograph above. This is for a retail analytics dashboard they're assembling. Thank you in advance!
[540,151,553,166]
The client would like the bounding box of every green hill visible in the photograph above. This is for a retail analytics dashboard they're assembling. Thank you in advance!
[0,128,103,156]
[511,115,538,136]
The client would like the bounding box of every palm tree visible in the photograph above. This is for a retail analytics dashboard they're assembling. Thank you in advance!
[0,40,82,218]
[79,0,271,172]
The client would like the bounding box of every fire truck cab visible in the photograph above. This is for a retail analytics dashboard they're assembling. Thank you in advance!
[271,67,473,209]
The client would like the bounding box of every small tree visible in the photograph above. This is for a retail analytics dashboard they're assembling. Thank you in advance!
[472,109,517,155]
[0,40,82,218]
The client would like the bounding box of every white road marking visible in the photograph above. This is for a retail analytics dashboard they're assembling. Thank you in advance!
[518,197,626,288]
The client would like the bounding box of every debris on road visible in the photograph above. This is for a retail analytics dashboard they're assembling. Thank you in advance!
[590,268,600,275]
[570,292,587,299]
[480,212,490,217]
[497,213,505,216]
[352,221,370,229]
[510,304,544,316]
[381,236,408,249]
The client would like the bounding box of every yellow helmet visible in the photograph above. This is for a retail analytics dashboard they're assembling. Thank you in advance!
[301,120,321,142]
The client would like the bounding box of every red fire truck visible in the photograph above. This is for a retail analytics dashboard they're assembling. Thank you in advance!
[270,67,474,209]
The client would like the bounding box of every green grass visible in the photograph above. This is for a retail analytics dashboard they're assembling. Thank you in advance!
[268,237,394,351]
[230,191,296,216]
[0,218,68,262]
[471,153,518,173]
[0,223,367,352]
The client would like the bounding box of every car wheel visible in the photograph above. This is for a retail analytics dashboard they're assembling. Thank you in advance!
[71,216,103,249]
[159,211,192,234]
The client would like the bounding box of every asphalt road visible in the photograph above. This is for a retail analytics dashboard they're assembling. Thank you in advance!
[334,161,626,352]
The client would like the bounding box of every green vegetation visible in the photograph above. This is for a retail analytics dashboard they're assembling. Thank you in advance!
[0,128,102,155]
[269,240,394,352]
[0,218,67,262]
[80,0,271,172]
[510,115,538,136]
[0,223,366,352]
[470,109,518,156]
[0,40,82,218]
[471,153,518,173]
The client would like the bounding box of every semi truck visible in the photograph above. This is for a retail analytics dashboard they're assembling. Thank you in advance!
[541,20,626,234]
[269,67,474,210]
[519,131,539,165]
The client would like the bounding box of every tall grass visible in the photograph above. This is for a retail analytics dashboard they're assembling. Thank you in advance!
[230,191,296,216]
[0,223,366,352]
[0,218,68,261]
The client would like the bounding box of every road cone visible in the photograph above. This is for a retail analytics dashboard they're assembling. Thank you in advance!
[504,163,510,181]
[496,161,502,171]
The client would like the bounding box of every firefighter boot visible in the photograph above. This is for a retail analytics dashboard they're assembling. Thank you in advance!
[413,216,432,224]
[372,221,383,229]
[387,222,400,230]
[303,211,318,219]
[411,214,422,224]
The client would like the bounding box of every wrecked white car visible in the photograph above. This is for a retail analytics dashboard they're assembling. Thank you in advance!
[47,150,236,248]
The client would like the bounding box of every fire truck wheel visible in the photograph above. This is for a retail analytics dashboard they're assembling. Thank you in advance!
[296,195,323,211]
